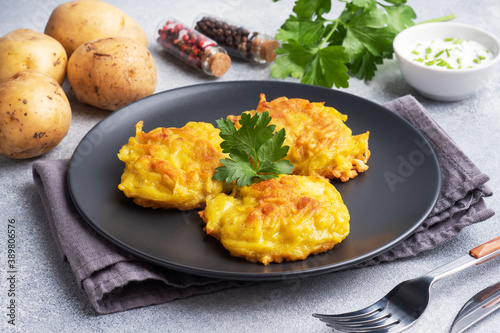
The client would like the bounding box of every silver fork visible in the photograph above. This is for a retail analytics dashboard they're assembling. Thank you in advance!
[313,236,500,332]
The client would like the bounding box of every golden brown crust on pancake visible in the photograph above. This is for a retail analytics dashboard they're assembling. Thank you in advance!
[199,175,350,265]
[117,121,227,210]
[228,94,370,182]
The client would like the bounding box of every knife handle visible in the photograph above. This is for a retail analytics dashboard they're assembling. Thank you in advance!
[469,236,500,261]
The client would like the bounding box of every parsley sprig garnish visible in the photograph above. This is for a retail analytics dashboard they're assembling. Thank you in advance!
[213,111,294,186]
[270,0,455,88]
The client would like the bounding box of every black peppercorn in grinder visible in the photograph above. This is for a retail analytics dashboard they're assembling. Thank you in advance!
[193,14,279,64]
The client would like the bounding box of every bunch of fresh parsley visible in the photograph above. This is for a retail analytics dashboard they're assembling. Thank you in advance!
[270,0,454,88]
[213,111,294,186]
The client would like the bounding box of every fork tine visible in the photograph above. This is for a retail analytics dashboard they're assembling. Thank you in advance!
[326,319,401,332]
[313,299,403,332]
[313,307,382,322]
[313,302,385,322]
[327,314,400,333]
[323,312,391,326]
[320,311,400,332]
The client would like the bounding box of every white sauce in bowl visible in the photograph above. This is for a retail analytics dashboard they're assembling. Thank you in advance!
[409,38,493,69]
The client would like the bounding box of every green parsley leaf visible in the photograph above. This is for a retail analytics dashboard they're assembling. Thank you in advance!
[270,40,317,79]
[270,0,452,88]
[302,45,350,88]
[275,18,325,45]
[383,3,417,33]
[213,111,294,187]
[293,0,331,19]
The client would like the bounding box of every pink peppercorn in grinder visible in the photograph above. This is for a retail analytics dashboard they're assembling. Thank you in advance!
[157,18,231,77]
[193,14,280,64]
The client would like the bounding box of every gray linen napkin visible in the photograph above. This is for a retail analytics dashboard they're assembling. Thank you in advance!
[32,95,494,314]
[32,158,250,314]
[357,96,494,266]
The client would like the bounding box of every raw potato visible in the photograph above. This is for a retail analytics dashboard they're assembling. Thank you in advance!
[0,70,72,159]
[44,0,148,56]
[0,29,67,85]
[67,37,157,111]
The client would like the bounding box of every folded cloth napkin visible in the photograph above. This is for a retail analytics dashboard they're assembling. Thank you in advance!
[32,95,494,314]
[33,158,251,314]
[356,96,494,267]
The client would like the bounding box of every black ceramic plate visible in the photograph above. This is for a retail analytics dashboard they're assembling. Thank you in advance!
[68,81,440,281]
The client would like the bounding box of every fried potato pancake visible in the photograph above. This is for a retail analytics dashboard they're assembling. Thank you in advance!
[199,175,350,265]
[228,94,370,182]
[117,121,227,210]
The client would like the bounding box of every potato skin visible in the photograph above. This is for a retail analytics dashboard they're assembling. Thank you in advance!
[44,0,148,56]
[0,29,67,85]
[0,70,72,159]
[67,37,157,111]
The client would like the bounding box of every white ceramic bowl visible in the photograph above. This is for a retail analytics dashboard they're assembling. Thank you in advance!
[393,22,500,101]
